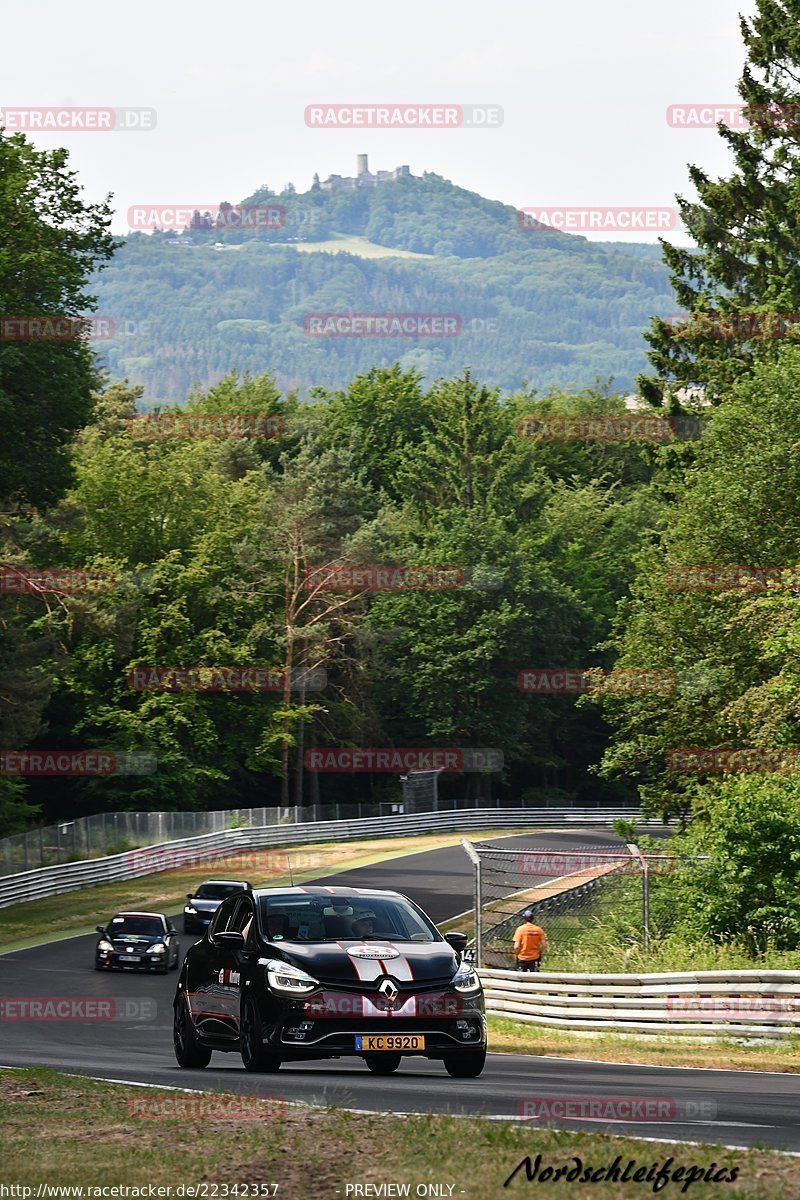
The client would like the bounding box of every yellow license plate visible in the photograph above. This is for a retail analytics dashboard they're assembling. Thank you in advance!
[356,1034,425,1052]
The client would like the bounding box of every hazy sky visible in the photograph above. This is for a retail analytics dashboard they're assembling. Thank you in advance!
[1,0,757,243]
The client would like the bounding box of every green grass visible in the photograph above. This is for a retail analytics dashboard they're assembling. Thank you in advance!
[2,1068,799,1198]
[288,233,434,259]
[488,1015,800,1073]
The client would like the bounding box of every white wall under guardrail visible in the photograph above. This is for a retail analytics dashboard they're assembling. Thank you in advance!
[479,967,800,1040]
[0,808,651,909]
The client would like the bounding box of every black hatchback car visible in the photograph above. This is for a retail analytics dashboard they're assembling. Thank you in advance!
[95,911,180,973]
[173,885,486,1077]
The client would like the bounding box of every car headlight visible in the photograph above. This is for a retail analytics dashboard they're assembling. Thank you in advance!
[184,906,197,915]
[149,942,167,954]
[263,959,318,995]
[451,963,482,994]
[97,940,114,953]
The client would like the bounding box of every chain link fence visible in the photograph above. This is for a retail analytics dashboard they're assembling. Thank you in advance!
[0,795,640,875]
[461,839,705,968]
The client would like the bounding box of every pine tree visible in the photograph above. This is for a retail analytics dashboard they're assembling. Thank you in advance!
[641,0,800,406]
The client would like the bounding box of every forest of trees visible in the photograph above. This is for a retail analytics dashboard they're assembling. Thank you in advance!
[5,0,800,957]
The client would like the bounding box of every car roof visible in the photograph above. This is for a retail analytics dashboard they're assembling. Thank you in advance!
[114,911,166,919]
[196,879,249,886]
[250,885,404,900]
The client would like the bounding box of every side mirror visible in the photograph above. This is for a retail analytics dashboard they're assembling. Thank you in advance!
[186,894,193,901]
[168,926,177,935]
[444,931,468,955]
[95,925,106,935]
[215,931,245,948]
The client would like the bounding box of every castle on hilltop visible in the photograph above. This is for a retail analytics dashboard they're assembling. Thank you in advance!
[313,154,412,192]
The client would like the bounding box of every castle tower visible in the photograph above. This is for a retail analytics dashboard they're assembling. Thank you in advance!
[357,153,369,177]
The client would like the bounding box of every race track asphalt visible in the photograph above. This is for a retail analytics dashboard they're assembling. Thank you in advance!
[2,826,798,1152]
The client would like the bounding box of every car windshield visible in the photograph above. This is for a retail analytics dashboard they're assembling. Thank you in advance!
[257,894,438,943]
[109,915,164,936]
[195,883,244,900]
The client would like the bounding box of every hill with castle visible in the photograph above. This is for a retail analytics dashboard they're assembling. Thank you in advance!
[95,158,673,401]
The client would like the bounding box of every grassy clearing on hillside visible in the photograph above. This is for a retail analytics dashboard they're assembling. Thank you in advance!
[288,233,434,259]
[0,828,513,949]
[1,1068,797,1199]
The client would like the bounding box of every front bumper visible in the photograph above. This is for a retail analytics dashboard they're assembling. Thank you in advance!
[271,987,486,1057]
[96,952,167,970]
[278,1017,486,1056]
[184,913,213,932]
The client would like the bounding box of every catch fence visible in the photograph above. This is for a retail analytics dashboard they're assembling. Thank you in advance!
[461,840,704,967]
[0,795,639,876]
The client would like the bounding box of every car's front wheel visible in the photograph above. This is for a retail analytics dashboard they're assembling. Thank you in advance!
[173,994,212,1068]
[364,1053,401,1074]
[442,1048,487,1078]
[240,996,281,1073]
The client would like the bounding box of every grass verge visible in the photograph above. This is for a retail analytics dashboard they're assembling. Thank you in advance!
[1,1068,797,1199]
[488,1016,800,1073]
[0,828,520,951]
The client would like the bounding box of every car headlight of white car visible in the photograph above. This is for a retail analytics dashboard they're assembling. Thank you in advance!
[261,959,318,995]
[149,942,167,955]
[451,963,482,994]
[97,939,114,953]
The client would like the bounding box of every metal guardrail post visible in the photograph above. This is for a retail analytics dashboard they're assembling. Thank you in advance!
[627,842,649,952]
[461,837,482,967]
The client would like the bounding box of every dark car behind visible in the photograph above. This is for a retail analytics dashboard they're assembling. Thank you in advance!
[183,880,251,934]
[95,911,180,973]
[173,885,486,1077]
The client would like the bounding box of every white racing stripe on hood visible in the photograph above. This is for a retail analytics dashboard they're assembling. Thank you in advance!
[381,944,414,982]
[337,942,383,982]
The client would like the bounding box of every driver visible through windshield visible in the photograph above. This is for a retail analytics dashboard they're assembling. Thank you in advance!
[257,894,438,943]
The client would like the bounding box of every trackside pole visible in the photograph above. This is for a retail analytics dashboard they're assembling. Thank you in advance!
[461,837,482,967]
[627,842,650,952]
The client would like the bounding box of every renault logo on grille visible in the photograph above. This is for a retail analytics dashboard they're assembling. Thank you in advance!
[378,978,399,1004]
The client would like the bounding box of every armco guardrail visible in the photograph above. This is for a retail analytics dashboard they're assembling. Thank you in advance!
[0,808,649,909]
[479,967,800,1040]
